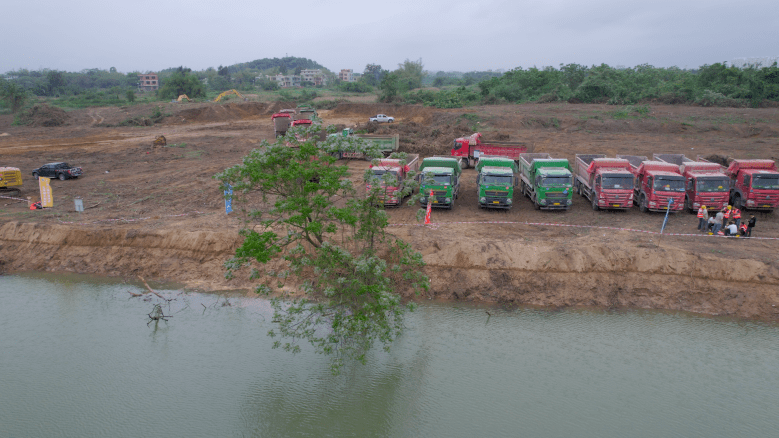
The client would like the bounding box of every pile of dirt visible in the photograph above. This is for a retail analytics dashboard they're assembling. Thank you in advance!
[355,112,509,156]
[328,103,438,125]
[704,154,731,166]
[174,102,269,124]
[17,104,69,127]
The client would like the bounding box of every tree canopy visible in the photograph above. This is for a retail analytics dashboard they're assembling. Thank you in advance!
[157,67,205,100]
[215,127,428,373]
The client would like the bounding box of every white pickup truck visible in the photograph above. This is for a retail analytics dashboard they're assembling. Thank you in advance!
[369,114,394,123]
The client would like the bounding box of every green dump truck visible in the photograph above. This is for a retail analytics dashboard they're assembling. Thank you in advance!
[476,156,518,209]
[418,156,462,209]
[332,129,400,159]
[519,153,573,210]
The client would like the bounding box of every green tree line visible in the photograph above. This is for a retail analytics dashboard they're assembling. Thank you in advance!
[478,63,779,108]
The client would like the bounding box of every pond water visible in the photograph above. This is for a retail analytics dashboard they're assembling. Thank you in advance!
[1,273,778,437]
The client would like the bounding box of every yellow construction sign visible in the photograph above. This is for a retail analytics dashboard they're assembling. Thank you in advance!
[38,176,53,207]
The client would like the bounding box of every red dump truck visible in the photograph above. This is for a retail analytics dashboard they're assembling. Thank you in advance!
[725,159,779,212]
[618,155,685,212]
[653,154,730,213]
[451,133,527,168]
[367,154,420,206]
[574,154,634,210]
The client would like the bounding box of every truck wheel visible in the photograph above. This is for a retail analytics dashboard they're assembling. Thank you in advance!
[733,194,742,210]
[639,195,648,213]
[591,194,599,211]
[58,173,67,181]
[684,196,693,214]
[533,196,540,210]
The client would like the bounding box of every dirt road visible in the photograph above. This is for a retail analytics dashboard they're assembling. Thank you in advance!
[1,101,778,320]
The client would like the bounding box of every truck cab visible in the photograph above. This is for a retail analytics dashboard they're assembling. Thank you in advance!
[519,153,573,210]
[367,155,420,207]
[418,156,462,209]
[726,160,779,212]
[535,166,573,209]
[574,155,634,210]
[635,163,685,212]
[680,162,730,213]
[476,156,517,209]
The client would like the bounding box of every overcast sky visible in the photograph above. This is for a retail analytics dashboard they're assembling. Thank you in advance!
[3,0,777,74]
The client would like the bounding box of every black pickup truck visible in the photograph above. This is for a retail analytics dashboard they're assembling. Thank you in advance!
[32,162,83,180]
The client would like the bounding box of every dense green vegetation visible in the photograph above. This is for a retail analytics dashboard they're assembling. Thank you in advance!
[3,58,778,112]
[478,63,779,108]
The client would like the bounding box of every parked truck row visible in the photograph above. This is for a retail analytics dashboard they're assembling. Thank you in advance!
[272,122,779,214]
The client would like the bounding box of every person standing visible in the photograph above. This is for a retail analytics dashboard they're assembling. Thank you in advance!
[697,205,708,232]
[732,206,741,228]
[712,209,724,235]
[746,214,756,237]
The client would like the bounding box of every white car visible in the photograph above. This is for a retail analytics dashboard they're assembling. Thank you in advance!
[369,114,394,123]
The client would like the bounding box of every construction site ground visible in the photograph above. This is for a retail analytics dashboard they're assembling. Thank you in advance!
[1,100,779,321]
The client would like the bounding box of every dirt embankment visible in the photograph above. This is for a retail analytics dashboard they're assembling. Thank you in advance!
[2,100,779,320]
[1,220,778,320]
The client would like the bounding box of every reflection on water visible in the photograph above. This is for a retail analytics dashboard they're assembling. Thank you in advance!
[1,273,778,438]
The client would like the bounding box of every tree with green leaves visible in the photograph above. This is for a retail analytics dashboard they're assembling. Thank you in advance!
[158,67,205,100]
[215,126,429,373]
[0,79,29,113]
[362,64,383,86]
[395,58,424,90]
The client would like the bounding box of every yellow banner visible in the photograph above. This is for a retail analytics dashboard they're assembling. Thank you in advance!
[38,176,53,208]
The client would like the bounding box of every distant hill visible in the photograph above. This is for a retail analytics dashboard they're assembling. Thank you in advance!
[228,57,328,74]
[157,57,329,75]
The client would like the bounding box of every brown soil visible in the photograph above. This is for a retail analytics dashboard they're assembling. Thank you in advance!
[1,100,779,321]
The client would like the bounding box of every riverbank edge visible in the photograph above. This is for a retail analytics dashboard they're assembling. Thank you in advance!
[1,221,778,321]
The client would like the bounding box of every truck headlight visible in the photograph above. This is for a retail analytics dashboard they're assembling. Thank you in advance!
[445,197,451,203]
[422,197,428,203]
[480,197,486,203]
[507,199,512,204]
[539,199,547,205]
[567,199,572,205]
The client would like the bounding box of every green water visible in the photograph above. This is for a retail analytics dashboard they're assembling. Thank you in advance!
[1,273,777,437]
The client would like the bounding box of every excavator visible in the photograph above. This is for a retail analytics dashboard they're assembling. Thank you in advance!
[214,89,245,102]
[176,94,193,102]
[0,166,23,197]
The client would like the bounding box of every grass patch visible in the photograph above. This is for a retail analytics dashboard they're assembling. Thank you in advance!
[611,105,651,120]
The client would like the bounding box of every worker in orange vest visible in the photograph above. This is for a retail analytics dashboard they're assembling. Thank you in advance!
[722,205,731,221]
[696,205,708,232]
[732,206,741,228]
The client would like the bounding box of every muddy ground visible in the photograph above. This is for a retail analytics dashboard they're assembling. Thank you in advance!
[1,100,779,320]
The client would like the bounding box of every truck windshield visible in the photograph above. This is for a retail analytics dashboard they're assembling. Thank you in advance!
[425,174,452,185]
[697,178,729,192]
[541,176,571,187]
[483,175,512,185]
[654,177,685,192]
[370,170,399,182]
[753,175,779,189]
[602,176,633,189]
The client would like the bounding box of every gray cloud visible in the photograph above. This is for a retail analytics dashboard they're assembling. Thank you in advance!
[2,0,777,74]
